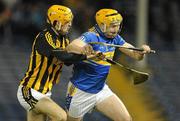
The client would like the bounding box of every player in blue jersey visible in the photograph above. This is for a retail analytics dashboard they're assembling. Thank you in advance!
[65,9,151,121]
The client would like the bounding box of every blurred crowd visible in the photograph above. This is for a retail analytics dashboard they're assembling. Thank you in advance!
[0,0,137,46]
[0,1,180,120]
[0,0,180,50]
[149,0,180,50]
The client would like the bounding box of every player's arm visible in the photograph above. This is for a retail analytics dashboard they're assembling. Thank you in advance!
[65,38,94,55]
[66,33,110,61]
[35,33,88,63]
[51,50,87,62]
[119,42,151,60]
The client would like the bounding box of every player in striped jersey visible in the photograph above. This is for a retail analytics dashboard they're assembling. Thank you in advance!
[17,5,94,121]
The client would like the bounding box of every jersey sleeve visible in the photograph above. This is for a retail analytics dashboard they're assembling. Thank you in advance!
[115,35,126,45]
[35,31,87,62]
[80,32,97,43]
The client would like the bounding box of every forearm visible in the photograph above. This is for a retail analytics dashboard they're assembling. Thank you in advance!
[52,50,87,63]
[119,43,145,60]
[120,49,144,60]
[65,39,86,54]
[131,51,145,60]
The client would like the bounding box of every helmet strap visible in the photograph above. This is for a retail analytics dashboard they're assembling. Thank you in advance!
[47,16,53,26]
[47,15,61,32]
[100,23,107,33]
[54,21,61,31]
[118,21,123,34]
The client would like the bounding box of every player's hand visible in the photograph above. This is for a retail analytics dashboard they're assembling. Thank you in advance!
[141,45,151,54]
[82,44,94,55]
[95,52,105,60]
[87,51,106,60]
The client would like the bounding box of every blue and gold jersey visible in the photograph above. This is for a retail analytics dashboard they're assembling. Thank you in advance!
[70,25,125,93]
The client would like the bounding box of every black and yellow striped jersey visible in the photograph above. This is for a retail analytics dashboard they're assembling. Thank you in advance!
[20,26,70,94]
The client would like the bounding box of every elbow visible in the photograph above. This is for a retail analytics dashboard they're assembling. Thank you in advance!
[137,57,143,61]
[136,54,144,61]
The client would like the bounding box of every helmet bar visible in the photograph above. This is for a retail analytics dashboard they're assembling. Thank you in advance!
[105,13,119,17]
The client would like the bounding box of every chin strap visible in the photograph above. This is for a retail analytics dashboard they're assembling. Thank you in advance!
[47,16,60,35]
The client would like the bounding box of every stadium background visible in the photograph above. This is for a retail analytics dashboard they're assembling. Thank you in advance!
[0,0,180,121]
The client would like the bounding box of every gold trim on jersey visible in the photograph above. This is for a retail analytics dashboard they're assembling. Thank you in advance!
[84,51,115,66]
[41,61,54,94]
[34,52,48,91]
[21,86,38,110]
[67,83,77,96]
[48,64,61,90]
[45,32,60,49]
[20,30,67,94]
[20,34,39,85]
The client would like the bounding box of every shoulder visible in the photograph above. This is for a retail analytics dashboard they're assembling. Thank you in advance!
[36,29,49,40]
[82,32,98,38]
[36,29,57,48]
[114,35,126,45]
[81,32,99,43]
[115,34,124,40]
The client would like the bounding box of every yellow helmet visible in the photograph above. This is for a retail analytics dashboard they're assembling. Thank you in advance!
[47,5,73,26]
[95,9,123,27]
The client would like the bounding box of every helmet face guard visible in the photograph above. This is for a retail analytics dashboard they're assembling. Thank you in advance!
[95,9,123,33]
[47,5,73,30]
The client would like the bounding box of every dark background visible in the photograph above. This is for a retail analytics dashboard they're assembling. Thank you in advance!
[0,0,180,121]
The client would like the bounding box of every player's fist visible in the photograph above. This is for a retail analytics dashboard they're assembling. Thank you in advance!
[141,45,151,54]
[82,44,94,55]
[96,52,105,60]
